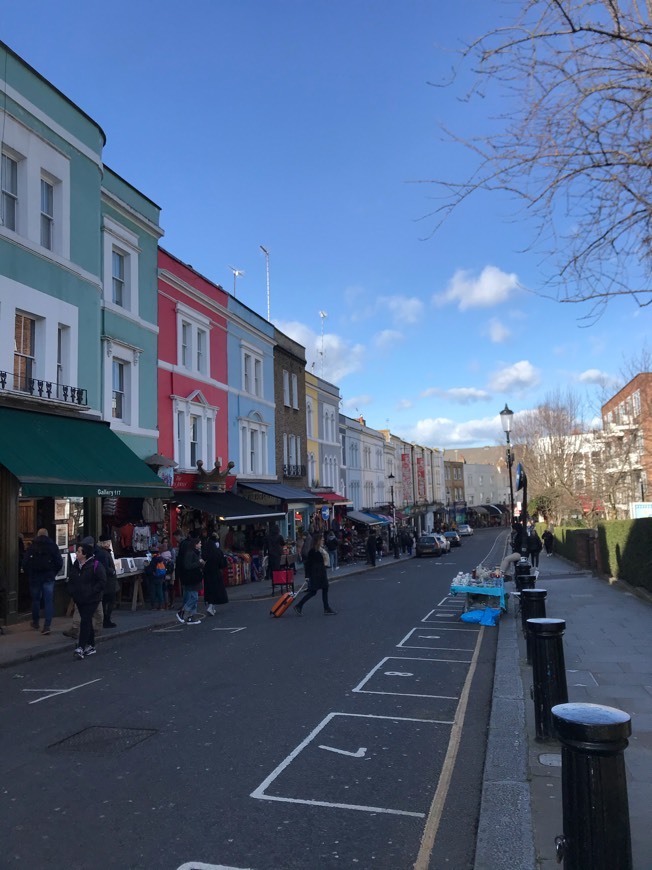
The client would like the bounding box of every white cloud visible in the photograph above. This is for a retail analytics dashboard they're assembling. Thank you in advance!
[378,295,425,324]
[488,360,540,394]
[421,386,491,404]
[578,368,612,386]
[374,329,404,349]
[396,399,413,410]
[399,413,505,448]
[342,394,373,410]
[275,319,365,382]
[487,318,511,343]
[434,265,520,311]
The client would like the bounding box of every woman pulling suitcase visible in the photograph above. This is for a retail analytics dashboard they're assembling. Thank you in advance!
[294,533,337,616]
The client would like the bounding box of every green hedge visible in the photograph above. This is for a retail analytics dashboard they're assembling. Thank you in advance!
[597,518,652,592]
[537,519,652,593]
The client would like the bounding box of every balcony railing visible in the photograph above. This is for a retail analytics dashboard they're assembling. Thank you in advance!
[283,463,306,479]
[0,371,88,406]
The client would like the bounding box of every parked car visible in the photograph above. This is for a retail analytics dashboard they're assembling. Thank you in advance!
[434,532,450,553]
[457,524,473,536]
[444,530,462,547]
[415,535,442,557]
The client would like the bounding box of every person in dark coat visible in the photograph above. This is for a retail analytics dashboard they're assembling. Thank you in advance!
[293,534,336,616]
[375,532,384,562]
[511,521,524,554]
[366,530,377,566]
[542,529,554,557]
[176,535,204,625]
[68,542,106,659]
[22,528,63,635]
[265,524,285,578]
[527,526,543,567]
[202,533,229,616]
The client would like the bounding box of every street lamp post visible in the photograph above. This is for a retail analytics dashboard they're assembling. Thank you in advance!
[500,404,515,525]
[388,473,399,559]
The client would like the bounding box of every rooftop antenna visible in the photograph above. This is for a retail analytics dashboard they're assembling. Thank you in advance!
[319,310,328,377]
[260,245,270,321]
[228,266,244,297]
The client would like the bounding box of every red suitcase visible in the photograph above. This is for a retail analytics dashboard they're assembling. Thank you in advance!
[270,582,307,618]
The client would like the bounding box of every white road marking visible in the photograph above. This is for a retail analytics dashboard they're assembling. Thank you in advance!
[318,744,367,758]
[177,863,253,870]
[152,628,184,633]
[251,711,450,817]
[211,627,247,633]
[384,671,414,677]
[23,678,102,704]
[352,656,461,699]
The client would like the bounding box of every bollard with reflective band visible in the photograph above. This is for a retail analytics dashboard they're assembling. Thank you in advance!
[552,702,632,870]
[521,588,547,664]
[527,618,568,741]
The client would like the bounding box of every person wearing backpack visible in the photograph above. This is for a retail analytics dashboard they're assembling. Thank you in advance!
[325,530,339,570]
[68,542,106,659]
[144,547,168,610]
[22,528,63,635]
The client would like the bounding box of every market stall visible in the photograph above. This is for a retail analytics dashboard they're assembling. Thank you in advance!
[450,566,507,611]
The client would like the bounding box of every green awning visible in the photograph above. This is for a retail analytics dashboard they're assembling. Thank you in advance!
[0,407,172,498]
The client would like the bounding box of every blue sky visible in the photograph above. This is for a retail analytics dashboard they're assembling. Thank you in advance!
[4,1,649,447]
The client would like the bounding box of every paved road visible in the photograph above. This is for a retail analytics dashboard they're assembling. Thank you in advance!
[0,530,505,870]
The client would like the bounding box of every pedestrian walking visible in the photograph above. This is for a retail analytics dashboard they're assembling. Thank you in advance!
[366,529,377,566]
[376,532,384,562]
[144,547,168,609]
[202,532,228,616]
[326,530,339,570]
[68,542,106,659]
[176,535,204,625]
[293,534,337,616]
[97,535,118,627]
[542,528,554,557]
[22,528,63,635]
[527,525,543,567]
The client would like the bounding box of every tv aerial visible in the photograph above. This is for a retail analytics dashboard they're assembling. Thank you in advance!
[228,266,244,296]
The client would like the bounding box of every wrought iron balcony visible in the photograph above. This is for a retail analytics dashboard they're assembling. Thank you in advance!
[0,371,88,406]
[283,463,306,478]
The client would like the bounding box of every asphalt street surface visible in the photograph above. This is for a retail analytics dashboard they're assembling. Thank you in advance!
[0,530,506,870]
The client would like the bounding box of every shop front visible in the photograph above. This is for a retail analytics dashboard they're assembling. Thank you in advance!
[237,481,321,545]
[0,406,172,624]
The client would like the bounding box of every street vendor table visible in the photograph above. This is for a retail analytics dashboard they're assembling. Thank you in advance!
[450,576,507,611]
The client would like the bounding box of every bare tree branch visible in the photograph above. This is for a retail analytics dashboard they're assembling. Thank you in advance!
[426,0,652,311]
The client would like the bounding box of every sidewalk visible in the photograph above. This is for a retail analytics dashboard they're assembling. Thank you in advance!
[475,553,652,870]
[0,553,400,669]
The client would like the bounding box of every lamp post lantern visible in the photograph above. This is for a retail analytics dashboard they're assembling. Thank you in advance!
[388,473,399,559]
[500,403,515,525]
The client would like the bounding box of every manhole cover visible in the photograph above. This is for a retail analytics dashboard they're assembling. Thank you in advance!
[48,726,156,754]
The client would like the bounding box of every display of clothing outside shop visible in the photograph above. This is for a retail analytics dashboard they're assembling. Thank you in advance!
[142,498,165,524]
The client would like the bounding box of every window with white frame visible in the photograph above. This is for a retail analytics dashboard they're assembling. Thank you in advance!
[2,153,18,231]
[291,373,299,409]
[40,178,54,250]
[173,391,217,470]
[112,250,125,306]
[283,369,290,406]
[0,115,70,256]
[308,451,317,485]
[13,312,36,391]
[306,398,313,437]
[103,217,139,316]
[103,339,140,429]
[239,413,268,476]
[112,360,125,420]
[176,304,211,376]
[241,344,264,398]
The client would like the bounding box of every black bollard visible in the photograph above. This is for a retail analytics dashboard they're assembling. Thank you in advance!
[521,588,547,663]
[527,617,568,741]
[552,702,632,870]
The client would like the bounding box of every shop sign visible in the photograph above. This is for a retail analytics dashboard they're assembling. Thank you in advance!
[241,490,282,506]
[97,488,122,496]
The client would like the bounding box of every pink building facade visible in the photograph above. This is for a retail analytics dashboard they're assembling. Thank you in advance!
[156,249,229,485]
